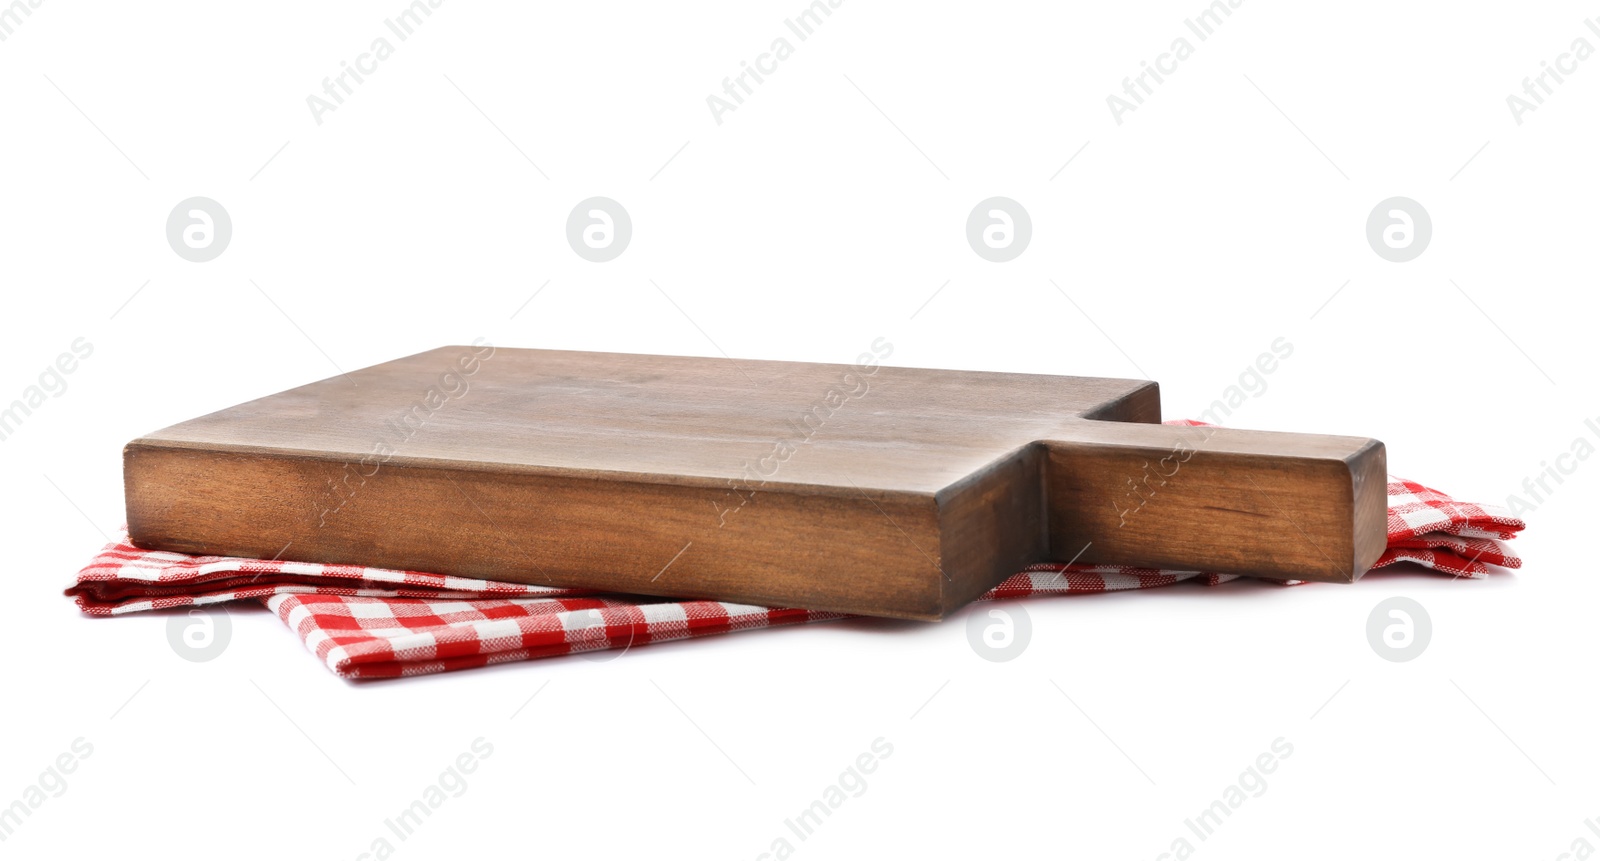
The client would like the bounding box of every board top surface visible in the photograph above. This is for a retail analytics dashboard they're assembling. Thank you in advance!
[134,345,1166,495]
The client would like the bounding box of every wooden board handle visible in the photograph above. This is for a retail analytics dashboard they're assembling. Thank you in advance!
[1043,422,1388,582]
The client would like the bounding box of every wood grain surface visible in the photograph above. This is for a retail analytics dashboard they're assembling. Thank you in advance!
[123,344,1387,620]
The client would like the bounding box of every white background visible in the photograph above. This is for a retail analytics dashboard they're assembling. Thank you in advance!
[2,1,1596,858]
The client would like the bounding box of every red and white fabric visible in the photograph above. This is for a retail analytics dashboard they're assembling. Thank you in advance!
[67,474,1524,679]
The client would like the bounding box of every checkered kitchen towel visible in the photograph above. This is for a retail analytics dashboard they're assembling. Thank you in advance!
[67,473,1524,679]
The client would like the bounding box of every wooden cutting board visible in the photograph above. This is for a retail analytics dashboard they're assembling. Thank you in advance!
[123,344,1387,620]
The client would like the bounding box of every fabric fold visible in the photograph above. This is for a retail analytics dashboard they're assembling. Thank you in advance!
[68,475,1524,679]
